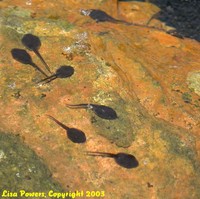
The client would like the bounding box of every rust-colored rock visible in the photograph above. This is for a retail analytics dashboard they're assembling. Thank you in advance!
[0,1,200,199]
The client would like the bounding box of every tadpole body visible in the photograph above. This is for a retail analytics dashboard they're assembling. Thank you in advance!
[66,103,118,120]
[86,151,139,169]
[80,9,183,38]
[47,115,86,144]
[80,9,130,25]
[38,65,74,84]
[11,48,48,77]
[22,34,52,74]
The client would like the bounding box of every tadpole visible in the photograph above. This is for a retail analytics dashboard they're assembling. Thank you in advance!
[11,48,48,77]
[86,151,139,169]
[80,9,131,24]
[47,115,86,144]
[21,34,52,74]
[38,65,74,84]
[80,9,184,38]
[66,103,118,120]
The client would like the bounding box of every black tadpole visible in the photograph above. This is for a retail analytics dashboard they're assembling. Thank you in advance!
[66,103,118,120]
[86,151,139,169]
[80,9,184,39]
[11,48,48,77]
[47,115,86,144]
[21,34,52,74]
[38,65,74,84]
[80,9,131,24]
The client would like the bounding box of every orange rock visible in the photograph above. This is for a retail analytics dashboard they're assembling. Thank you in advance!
[0,0,200,198]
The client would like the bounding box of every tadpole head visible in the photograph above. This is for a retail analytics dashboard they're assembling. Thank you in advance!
[87,9,113,22]
[11,48,32,64]
[56,65,74,78]
[67,128,86,143]
[115,153,139,169]
[22,34,41,51]
[91,104,118,120]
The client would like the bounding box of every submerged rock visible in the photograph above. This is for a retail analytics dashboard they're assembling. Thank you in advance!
[0,0,200,199]
[0,132,63,193]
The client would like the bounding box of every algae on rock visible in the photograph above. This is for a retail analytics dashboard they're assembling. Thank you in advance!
[0,132,64,193]
[91,91,137,147]
[187,71,200,97]
[0,6,74,36]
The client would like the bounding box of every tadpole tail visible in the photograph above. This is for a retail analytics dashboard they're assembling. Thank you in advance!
[46,115,69,130]
[85,151,115,158]
[34,49,52,74]
[115,19,132,26]
[146,12,160,26]
[43,76,57,84]
[131,22,165,31]
[114,18,163,29]
[37,74,57,84]
[65,104,89,109]
[31,62,48,77]
[46,114,58,123]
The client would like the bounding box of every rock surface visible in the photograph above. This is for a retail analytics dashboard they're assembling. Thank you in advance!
[0,0,200,198]
[0,133,63,195]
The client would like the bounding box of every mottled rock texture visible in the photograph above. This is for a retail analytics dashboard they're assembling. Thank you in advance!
[0,0,200,199]
[0,133,63,193]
